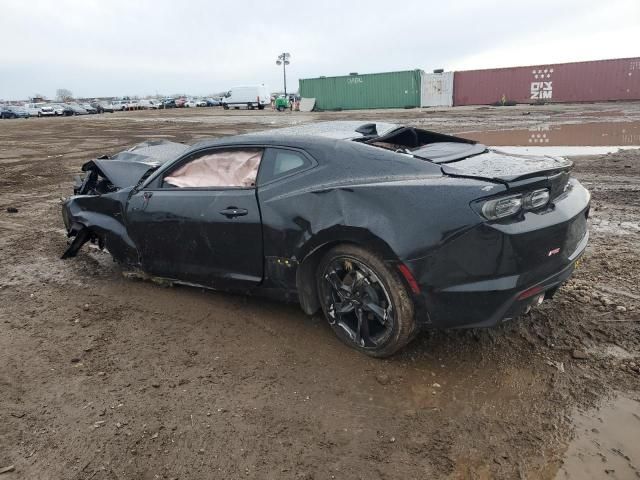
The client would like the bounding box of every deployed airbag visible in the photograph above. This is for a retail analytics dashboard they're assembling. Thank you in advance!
[164,149,263,188]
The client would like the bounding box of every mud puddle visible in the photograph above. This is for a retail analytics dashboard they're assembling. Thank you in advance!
[461,121,640,156]
[462,121,640,146]
[556,395,640,479]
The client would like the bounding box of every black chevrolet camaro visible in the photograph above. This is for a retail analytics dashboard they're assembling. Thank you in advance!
[62,121,590,357]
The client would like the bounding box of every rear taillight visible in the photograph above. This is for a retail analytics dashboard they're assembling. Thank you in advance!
[523,189,550,210]
[480,188,550,220]
[481,194,523,220]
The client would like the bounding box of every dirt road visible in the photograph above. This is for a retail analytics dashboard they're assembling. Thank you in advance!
[1,104,639,479]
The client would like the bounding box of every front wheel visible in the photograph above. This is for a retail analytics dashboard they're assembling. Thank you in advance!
[316,245,417,357]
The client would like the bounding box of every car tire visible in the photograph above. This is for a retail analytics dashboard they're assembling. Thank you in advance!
[316,244,417,358]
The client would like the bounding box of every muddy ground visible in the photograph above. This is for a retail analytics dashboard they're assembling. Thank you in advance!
[1,103,639,479]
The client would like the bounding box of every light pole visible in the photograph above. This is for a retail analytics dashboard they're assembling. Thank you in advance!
[276,53,291,96]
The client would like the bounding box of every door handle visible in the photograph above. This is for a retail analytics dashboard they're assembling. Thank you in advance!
[143,191,153,200]
[219,207,248,218]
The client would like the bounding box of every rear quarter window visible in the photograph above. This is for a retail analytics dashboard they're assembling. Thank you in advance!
[258,148,313,185]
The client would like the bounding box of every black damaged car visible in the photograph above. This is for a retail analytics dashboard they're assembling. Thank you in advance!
[61,121,590,357]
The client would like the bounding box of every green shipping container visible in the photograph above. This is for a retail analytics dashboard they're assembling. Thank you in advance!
[299,70,422,110]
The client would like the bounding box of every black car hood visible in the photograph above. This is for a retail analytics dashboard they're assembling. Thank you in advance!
[85,160,159,189]
[82,140,189,189]
[440,148,573,183]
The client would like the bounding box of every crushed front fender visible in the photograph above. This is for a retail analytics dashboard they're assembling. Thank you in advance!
[61,188,139,265]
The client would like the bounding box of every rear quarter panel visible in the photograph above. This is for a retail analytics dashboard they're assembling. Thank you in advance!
[257,164,497,282]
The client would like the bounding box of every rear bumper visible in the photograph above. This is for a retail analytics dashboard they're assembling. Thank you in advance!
[449,233,585,328]
[413,231,587,329]
[407,179,590,329]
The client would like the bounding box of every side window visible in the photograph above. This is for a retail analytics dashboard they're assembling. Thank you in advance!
[163,148,263,188]
[258,148,312,184]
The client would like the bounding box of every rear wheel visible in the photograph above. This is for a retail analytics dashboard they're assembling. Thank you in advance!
[316,245,416,357]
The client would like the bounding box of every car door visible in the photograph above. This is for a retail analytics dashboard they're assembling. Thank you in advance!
[125,147,265,290]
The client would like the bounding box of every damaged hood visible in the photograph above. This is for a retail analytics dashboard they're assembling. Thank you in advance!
[86,160,161,189]
[81,140,189,190]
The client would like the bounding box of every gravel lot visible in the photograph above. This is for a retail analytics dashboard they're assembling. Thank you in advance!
[1,103,639,479]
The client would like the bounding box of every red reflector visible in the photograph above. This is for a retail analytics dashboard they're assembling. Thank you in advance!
[398,264,420,294]
[517,285,544,301]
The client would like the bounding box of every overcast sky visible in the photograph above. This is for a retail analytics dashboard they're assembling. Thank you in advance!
[1,0,638,100]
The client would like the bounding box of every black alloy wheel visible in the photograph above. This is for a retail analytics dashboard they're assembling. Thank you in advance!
[317,245,417,357]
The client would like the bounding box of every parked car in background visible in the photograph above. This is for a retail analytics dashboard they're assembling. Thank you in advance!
[90,101,113,113]
[67,103,88,115]
[221,85,270,110]
[82,103,98,114]
[90,101,103,113]
[184,98,198,108]
[159,98,176,109]
[1,105,30,118]
[112,101,128,111]
[206,98,221,107]
[38,104,56,117]
[23,103,44,117]
[0,105,13,118]
[102,101,115,112]
[127,100,140,110]
[52,104,74,116]
[138,99,159,109]
[175,97,187,108]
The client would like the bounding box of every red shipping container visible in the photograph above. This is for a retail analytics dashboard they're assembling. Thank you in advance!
[453,57,640,106]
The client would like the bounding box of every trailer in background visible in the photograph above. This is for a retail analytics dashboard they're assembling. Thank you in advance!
[453,57,640,106]
[299,70,421,110]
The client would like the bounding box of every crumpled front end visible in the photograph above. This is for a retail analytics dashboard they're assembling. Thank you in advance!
[61,189,139,264]
[61,140,188,262]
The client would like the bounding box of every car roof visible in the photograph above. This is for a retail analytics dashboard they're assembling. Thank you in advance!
[152,123,441,188]
[190,121,403,151]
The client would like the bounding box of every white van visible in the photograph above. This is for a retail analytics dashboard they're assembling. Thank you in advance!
[221,85,270,110]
